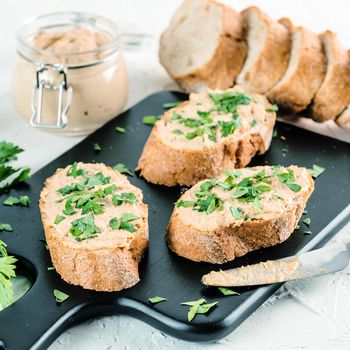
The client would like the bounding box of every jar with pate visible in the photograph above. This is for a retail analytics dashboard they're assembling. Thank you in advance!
[12,12,128,135]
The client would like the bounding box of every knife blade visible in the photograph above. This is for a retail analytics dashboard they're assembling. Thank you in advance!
[202,240,350,287]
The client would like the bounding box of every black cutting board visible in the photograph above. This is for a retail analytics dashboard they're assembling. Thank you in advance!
[0,91,349,350]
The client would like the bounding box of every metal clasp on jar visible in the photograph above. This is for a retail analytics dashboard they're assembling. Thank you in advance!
[30,64,73,129]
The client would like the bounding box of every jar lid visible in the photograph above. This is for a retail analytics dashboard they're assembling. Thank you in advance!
[16,12,121,68]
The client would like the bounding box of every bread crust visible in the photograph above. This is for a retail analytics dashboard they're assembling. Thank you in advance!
[137,91,276,187]
[40,163,149,292]
[159,0,247,92]
[167,170,314,264]
[311,31,350,122]
[336,103,350,130]
[237,7,291,94]
[267,26,326,113]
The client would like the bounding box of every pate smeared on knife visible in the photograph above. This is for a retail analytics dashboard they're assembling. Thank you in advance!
[39,162,148,292]
[167,165,314,264]
[137,86,276,187]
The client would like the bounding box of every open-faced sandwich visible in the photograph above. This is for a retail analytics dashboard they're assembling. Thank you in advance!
[137,86,276,187]
[167,165,314,264]
[40,162,148,291]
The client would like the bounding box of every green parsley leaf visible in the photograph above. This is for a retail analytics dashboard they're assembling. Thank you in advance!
[208,92,251,114]
[109,217,119,230]
[0,166,31,195]
[181,298,218,322]
[47,266,55,271]
[67,163,87,178]
[57,182,84,196]
[310,164,325,179]
[273,166,301,192]
[273,129,278,138]
[53,289,69,303]
[0,223,13,232]
[304,230,312,235]
[103,184,118,195]
[230,207,243,220]
[0,240,17,308]
[115,126,126,133]
[266,104,278,112]
[112,192,137,206]
[0,141,24,163]
[163,101,181,108]
[69,213,100,241]
[92,143,101,152]
[218,120,239,137]
[186,127,204,140]
[148,296,168,304]
[113,163,133,176]
[303,217,311,226]
[3,195,30,207]
[218,287,240,296]
[85,172,111,189]
[63,200,76,215]
[295,224,300,230]
[197,110,213,124]
[172,129,183,135]
[143,116,159,125]
[175,200,194,208]
[282,147,288,156]
[54,215,65,225]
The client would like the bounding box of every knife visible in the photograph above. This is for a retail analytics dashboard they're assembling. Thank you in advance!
[202,240,350,287]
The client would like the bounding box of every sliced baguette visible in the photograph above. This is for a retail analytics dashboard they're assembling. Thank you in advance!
[236,7,291,94]
[267,24,326,112]
[137,86,276,187]
[159,0,247,92]
[311,31,350,122]
[40,162,148,292]
[167,165,314,264]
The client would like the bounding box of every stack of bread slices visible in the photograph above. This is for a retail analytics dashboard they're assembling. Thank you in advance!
[159,0,350,130]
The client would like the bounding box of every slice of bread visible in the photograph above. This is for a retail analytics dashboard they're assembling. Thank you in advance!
[336,102,350,130]
[167,165,314,264]
[311,31,350,122]
[159,0,247,92]
[267,24,326,112]
[137,86,276,187]
[236,7,291,94]
[40,162,148,291]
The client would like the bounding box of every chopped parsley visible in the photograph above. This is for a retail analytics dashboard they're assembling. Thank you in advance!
[181,298,218,322]
[163,101,181,109]
[3,195,30,207]
[273,166,301,192]
[67,162,87,178]
[266,104,278,112]
[303,217,311,226]
[172,129,183,135]
[218,114,240,137]
[63,200,76,215]
[218,287,240,296]
[230,207,243,220]
[53,289,69,303]
[192,180,224,214]
[304,230,312,235]
[115,126,125,133]
[0,240,17,308]
[208,92,251,114]
[108,213,140,232]
[92,143,101,152]
[54,215,65,224]
[0,223,13,232]
[143,115,159,125]
[112,192,137,206]
[310,164,325,179]
[69,213,101,241]
[273,129,278,138]
[176,200,194,208]
[113,163,133,176]
[148,296,168,304]
[85,172,110,189]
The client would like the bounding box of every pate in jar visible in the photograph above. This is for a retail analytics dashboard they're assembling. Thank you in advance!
[12,12,128,135]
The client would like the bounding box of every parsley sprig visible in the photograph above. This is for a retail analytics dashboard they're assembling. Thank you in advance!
[181,298,218,322]
[0,240,17,309]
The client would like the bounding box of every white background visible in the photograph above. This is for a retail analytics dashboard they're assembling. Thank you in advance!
[0,1,350,349]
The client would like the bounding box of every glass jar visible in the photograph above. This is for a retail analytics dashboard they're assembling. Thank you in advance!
[12,12,128,136]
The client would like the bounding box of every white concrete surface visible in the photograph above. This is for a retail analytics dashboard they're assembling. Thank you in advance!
[0,1,349,349]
